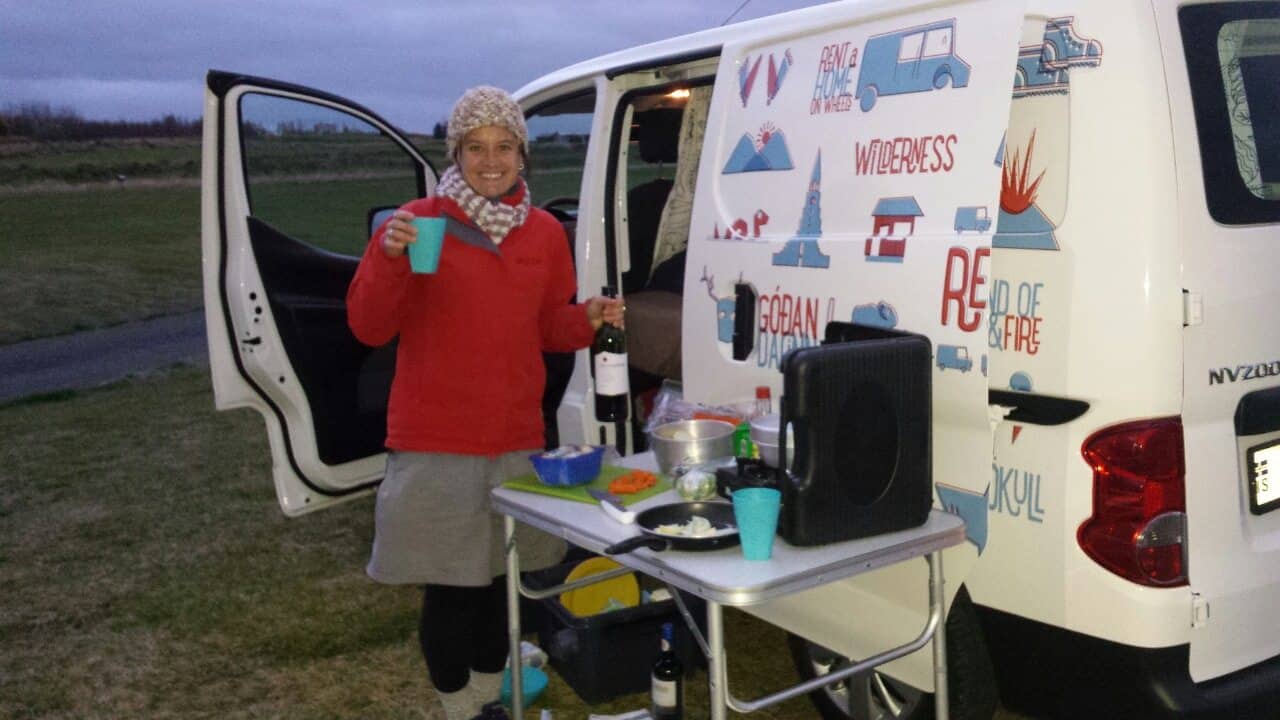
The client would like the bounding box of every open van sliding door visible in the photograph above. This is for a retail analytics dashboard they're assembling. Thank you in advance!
[1164,5,1280,682]
[201,71,435,515]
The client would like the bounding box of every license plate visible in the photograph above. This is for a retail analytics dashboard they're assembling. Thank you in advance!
[1248,439,1280,515]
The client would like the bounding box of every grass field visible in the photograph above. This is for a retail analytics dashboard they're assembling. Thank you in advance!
[0,366,831,719]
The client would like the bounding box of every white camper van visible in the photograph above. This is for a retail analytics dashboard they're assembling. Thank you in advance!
[201,0,1280,717]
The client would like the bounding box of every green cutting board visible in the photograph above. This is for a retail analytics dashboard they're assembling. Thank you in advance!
[503,464,671,506]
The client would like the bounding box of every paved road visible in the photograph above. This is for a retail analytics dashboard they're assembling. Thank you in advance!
[0,310,207,404]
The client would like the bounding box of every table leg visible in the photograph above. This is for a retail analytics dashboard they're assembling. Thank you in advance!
[505,515,523,719]
[930,551,948,720]
[707,599,727,720]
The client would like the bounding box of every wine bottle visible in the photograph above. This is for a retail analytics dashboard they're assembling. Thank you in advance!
[591,285,629,422]
[650,622,684,720]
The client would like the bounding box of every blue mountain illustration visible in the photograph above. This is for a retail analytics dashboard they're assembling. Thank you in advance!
[723,131,795,173]
[993,204,1058,250]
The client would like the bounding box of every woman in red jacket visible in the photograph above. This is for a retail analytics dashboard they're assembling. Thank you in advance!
[348,85,623,720]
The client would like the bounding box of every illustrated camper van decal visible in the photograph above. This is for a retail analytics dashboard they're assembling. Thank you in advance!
[992,131,1058,250]
[772,151,830,268]
[855,19,971,112]
[739,50,794,107]
[851,300,898,328]
[722,122,795,173]
[954,206,991,232]
[936,483,989,552]
[865,195,922,263]
[937,344,973,372]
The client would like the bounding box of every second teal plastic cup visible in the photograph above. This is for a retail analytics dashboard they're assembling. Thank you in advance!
[732,487,781,560]
[408,216,446,273]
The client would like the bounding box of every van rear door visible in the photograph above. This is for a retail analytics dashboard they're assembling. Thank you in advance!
[1164,4,1280,681]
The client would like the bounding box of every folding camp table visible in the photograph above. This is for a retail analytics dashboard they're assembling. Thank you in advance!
[496,452,965,720]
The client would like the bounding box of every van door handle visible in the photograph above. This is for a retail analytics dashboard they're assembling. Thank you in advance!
[732,282,757,361]
[240,336,262,346]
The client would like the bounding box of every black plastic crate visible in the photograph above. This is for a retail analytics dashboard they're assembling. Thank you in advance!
[523,558,706,704]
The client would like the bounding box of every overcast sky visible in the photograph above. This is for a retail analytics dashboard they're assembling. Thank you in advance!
[1,0,829,132]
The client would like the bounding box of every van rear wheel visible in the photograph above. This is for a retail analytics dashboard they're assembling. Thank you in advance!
[786,587,997,720]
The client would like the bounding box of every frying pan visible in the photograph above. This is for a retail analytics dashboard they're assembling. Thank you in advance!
[603,501,740,555]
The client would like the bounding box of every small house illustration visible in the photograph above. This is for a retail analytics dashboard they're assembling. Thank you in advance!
[865,195,922,263]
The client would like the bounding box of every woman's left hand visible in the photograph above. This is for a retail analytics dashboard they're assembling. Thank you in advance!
[586,295,625,331]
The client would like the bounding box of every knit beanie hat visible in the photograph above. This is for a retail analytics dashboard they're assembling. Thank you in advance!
[446,85,528,158]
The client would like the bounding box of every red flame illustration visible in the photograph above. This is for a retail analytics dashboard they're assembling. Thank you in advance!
[1000,130,1046,215]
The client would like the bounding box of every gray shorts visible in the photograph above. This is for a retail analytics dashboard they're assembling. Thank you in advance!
[366,449,567,586]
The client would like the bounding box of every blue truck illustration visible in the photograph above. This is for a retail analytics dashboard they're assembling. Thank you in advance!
[937,344,973,372]
[954,206,991,233]
[856,19,971,112]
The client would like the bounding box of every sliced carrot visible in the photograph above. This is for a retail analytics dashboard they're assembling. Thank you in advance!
[608,469,658,495]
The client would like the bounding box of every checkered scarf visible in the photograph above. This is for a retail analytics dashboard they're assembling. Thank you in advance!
[435,165,530,244]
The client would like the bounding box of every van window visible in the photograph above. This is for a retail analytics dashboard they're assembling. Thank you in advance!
[1181,5,1280,224]
[525,91,595,213]
[239,93,422,256]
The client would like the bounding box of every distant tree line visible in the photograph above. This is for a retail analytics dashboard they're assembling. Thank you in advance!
[0,102,201,141]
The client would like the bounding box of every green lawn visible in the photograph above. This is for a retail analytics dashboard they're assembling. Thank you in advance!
[0,367,827,719]
[0,185,203,344]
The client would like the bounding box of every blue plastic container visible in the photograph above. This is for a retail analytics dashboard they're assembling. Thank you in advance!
[501,665,548,707]
[529,446,605,487]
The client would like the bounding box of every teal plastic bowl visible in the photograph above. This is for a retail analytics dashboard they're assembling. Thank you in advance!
[500,665,548,706]
[529,446,604,487]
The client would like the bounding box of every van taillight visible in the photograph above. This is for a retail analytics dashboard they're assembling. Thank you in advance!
[1077,417,1187,587]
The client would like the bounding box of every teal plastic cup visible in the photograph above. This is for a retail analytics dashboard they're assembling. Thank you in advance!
[732,487,781,560]
[407,216,446,273]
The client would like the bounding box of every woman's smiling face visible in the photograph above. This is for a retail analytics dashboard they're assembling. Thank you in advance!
[458,125,521,199]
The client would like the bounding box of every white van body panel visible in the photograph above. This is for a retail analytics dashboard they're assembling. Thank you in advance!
[1154,1,1280,681]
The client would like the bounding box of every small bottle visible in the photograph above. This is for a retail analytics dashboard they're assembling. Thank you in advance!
[753,385,772,418]
[651,622,684,720]
[591,286,630,422]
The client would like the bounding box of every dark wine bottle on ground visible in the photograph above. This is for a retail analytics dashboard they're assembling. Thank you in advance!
[591,285,629,422]
[651,622,684,720]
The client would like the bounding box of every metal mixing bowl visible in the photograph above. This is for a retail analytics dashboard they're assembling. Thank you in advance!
[646,419,735,475]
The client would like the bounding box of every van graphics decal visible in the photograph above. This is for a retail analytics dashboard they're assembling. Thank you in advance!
[991,463,1045,523]
[852,300,898,328]
[810,41,859,114]
[1209,360,1280,385]
[754,287,831,370]
[722,122,795,173]
[941,245,991,332]
[865,196,922,262]
[740,50,795,107]
[954,206,991,232]
[937,344,974,372]
[772,151,831,268]
[699,267,743,345]
[992,131,1058,250]
[988,279,1043,355]
[713,209,770,240]
[738,55,763,106]
[1012,17,1103,98]
[856,19,971,112]
[854,133,958,175]
[936,483,989,552]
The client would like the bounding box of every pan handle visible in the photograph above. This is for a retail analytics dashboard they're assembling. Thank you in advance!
[603,534,671,555]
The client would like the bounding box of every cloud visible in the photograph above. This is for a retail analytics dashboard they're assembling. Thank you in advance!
[0,0,827,130]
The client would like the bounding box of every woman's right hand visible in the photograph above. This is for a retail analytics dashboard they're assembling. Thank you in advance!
[381,209,418,259]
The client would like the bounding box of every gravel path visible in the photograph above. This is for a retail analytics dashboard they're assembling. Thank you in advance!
[0,310,207,404]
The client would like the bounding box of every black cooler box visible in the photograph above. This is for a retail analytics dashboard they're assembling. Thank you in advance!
[775,322,932,546]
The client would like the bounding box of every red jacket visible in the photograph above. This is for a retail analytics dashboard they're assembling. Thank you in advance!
[347,195,593,456]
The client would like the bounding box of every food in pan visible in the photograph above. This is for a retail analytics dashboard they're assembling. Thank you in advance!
[654,515,718,538]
